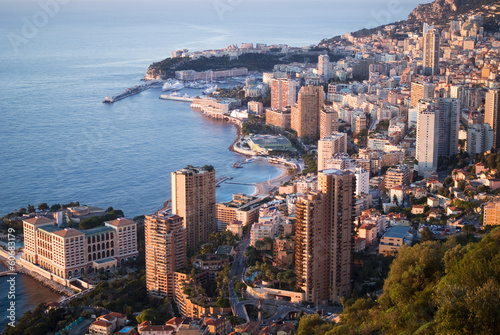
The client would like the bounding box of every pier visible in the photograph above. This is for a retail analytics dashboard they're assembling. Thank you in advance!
[103,81,161,103]
[216,176,233,187]
[225,181,256,186]
[232,161,244,168]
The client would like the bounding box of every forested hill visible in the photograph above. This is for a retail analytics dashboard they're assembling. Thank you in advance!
[324,227,500,335]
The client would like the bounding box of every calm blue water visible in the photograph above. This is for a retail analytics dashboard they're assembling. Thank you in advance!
[0,0,425,329]
[0,267,63,333]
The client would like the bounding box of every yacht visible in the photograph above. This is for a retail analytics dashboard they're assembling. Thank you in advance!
[203,84,218,95]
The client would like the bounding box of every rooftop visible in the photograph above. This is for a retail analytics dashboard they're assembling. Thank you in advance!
[52,228,84,238]
[37,225,61,234]
[216,245,233,255]
[320,168,353,176]
[249,135,292,147]
[383,226,411,239]
[23,216,54,225]
[105,218,135,227]
[84,226,115,237]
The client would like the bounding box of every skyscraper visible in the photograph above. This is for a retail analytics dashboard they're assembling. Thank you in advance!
[485,89,500,149]
[145,211,187,299]
[416,101,439,177]
[294,169,355,304]
[319,169,355,302]
[423,28,440,76]
[270,79,297,111]
[172,166,216,251]
[294,192,329,303]
[291,85,324,141]
[318,132,348,171]
[436,98,460,157]
[318,54,330,82]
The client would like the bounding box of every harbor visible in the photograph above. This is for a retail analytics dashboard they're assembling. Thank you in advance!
[102,81,161,103]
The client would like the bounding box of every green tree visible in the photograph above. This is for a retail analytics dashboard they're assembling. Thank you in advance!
[200,243,214,254]
[50,203,61,212]
[136,304,172,324]
[262,236,273,250]
[38,203,49,211]
[297,314,335,335]
[420,227,435,242]
[462,224,476,235]
[27,204,36,213]
[434,228,500,334]
[444,176,453,186]
[255,240,265,251]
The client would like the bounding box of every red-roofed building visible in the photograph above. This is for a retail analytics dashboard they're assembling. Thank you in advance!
[446,206,462,215]
[203,318,231,335]
[234,322,259,335]
[138,324,176,335]
[426,179,442,191]
[411,205,425,215]
[89,320,114,335]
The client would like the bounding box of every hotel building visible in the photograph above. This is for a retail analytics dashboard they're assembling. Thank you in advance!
[22,216,138,279]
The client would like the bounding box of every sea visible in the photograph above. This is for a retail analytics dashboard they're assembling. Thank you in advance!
[0,0,424,331]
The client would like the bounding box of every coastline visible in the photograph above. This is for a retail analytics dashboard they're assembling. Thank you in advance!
[0,254,73,298]
[251,163,291,196]
[228,122,249,156]
[224,119,291,195]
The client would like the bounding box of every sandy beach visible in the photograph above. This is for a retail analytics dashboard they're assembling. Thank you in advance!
[252,163,292,196]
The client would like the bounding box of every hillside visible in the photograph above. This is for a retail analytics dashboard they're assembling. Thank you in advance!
[144,53,285,80]
[321,0,499,44]
[325,228,500,335]
[408,0,500,27]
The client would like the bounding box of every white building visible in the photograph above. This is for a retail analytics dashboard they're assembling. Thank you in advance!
[353,167,370,196]
[416,101,439,177]
[250,222,276,246]
[467,123,494,155]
